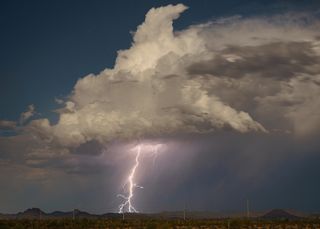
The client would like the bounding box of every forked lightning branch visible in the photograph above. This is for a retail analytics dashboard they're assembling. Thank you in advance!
[117,143,162,213]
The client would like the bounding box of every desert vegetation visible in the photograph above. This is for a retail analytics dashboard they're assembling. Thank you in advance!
[0,218,319,229]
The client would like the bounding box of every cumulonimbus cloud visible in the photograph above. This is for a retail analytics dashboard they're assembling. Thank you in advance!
[17,4,319,149]
[0,4,319,213]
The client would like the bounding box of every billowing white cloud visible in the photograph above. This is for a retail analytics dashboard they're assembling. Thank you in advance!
[27,4,275,148]
[4,4,320,152]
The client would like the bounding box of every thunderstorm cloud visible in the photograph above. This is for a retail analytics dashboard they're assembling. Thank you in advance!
[2,3,320,170]
[25,4,320,149]
[0,3,320,213]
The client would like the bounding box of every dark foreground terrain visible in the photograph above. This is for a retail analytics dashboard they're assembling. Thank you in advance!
[0,218,320,229]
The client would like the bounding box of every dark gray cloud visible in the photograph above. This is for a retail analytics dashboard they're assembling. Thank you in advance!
[71,140,104,156]
[118,133,320,212]
[188,41,320,80]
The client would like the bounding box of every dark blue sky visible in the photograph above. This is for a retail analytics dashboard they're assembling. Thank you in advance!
[1,0,320,214]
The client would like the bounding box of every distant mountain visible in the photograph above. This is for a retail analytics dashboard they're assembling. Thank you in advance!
[16,208,45,219]
[50,211,73,218]
[71,209,99,219]
[261,209,301,220]
[48,209,99,219]
[0,208,99,220]
[0,208,311,220]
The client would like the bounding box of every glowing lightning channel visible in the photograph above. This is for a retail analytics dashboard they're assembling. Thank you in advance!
[118,143,162,213]
[118,144,142,213]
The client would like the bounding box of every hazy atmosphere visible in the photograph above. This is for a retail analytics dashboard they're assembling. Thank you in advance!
[1,0,320,214]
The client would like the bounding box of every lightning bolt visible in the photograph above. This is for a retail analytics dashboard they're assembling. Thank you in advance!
[118,144,141,213]
[118,143,162,213]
